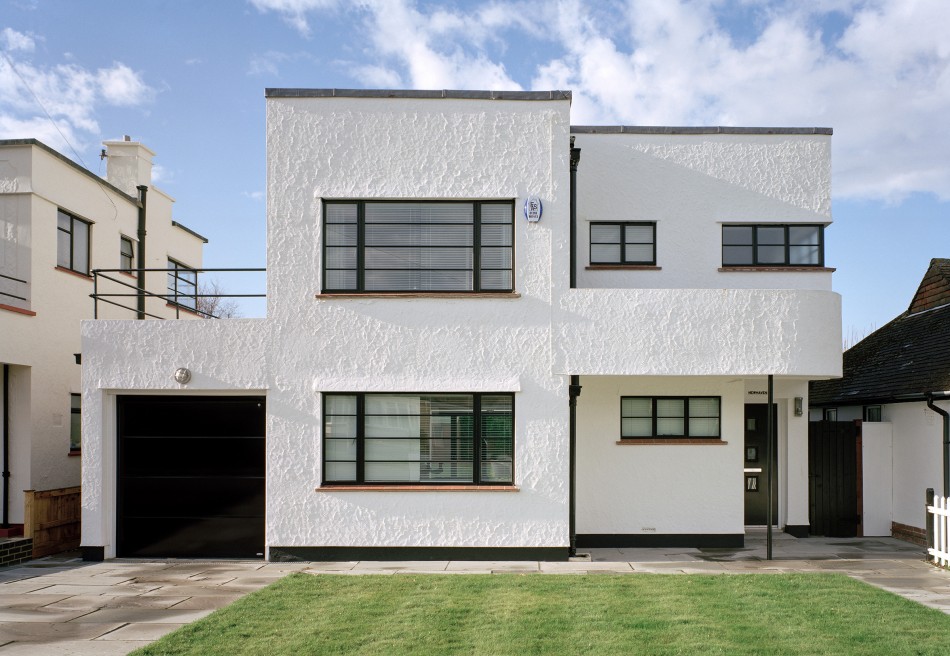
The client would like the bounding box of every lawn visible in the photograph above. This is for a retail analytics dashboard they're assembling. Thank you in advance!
[134,572,950,655]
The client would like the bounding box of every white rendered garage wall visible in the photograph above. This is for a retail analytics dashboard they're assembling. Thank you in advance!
[572,130,833,291]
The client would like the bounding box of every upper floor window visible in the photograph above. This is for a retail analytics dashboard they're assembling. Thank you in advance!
[323,392,514,485]
[621,396,721,439]
[323,201,514,293]
[120,236,134,272]
[722,224,824,267]
[590,222,656,265]
[167,259,197,311]
[57,210,90,274]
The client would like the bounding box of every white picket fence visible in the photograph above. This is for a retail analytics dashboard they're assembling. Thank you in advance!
[929,494,950,567]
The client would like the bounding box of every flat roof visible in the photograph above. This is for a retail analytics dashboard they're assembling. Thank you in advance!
[0,138,138,202]
[571,125,833,135]
[265,88,572,101]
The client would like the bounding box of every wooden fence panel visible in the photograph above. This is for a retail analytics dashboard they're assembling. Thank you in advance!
[24,486,81,558]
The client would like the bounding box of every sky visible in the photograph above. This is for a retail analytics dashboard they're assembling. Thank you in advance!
[1,0,949,337]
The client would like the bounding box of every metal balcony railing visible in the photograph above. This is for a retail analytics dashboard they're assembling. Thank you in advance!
[91,268,266,319]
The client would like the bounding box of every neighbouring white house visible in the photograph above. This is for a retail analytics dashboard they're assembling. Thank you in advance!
[810,258,950,545]
[0,137,206,543]
[79,90,841,561]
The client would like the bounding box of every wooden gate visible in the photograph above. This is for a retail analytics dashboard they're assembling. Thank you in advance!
[808,420,861,537]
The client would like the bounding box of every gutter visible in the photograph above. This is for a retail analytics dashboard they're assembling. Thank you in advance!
[136,185,148,320]
[569,136,581,289]
[568,376,581,557]
[926,393,950,497]
[2,364,9,528]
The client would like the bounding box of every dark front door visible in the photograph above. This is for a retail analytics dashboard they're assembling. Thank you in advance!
[744,404,778,525]
[117,395,266,558]
[808,420,860,537]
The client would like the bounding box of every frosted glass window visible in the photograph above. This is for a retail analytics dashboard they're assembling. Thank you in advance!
[590,222,655,265]
[620,396,721,439]
[722,224,824,267]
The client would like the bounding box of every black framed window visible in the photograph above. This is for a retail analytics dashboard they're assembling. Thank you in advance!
[323,392,514,485]
[70,393,81,452]
[57,210,90,274]
[722,224,824,267]
[621,396,721,438]
[167,259,197,310]
[864,406,882,422]
[823,408,838,421]
[323,200,514,293]
[120,236,134,272]
[590,222,655,265]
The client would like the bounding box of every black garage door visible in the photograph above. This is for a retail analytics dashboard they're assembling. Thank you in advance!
[117,395,265,558]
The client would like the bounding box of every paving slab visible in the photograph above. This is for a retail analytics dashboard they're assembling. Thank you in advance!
[0,640,153,655]
[95,622,188,641]
[166,594,247,610]
[0,620,124,641]
[73,607,213,624]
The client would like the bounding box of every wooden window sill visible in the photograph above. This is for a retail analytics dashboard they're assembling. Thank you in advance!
[55,266,93,280]
[586,265,660,270]
[616,439,729,445]
[718,267,835,273]
[316,292,521,299]
[0,303,35,317]
[318,485,519,492]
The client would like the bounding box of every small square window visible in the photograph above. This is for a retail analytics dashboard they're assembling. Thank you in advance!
[590,222,656,265]
[864,406,882,422]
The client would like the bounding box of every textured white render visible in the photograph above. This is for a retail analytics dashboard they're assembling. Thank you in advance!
[0,139,204,525]
[886,401,946,531]
[81,93,843,555]
[573,132,833,290]
[861,422,894,536]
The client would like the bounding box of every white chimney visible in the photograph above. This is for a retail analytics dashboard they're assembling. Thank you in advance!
[102,138,155,196]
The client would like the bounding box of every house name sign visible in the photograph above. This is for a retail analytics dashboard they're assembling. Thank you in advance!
[524,196,542,222]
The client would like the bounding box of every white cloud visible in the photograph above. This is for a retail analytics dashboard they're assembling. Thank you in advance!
[0,41,155,154]
[253,0,950,202]
[248,0,339,36]
[1,27,35,52]
[242,190,264,201]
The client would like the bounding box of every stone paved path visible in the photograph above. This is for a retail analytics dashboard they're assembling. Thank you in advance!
[0,532,947,654]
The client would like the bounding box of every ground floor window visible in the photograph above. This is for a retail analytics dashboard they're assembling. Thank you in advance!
[621,396,721,438]
[864,405,882,422]
[323,392,513,485]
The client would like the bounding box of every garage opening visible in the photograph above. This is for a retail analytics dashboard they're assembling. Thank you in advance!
[117,395,265,558]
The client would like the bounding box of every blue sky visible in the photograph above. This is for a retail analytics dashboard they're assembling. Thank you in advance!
[2,0,949,338]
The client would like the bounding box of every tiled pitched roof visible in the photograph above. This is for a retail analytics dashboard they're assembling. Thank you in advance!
[810,259,950,406]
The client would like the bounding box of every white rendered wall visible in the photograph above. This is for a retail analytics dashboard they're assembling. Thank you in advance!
[573,132,833,291]
[861,421,893,536]
[889,401,946,531]
[577,376,745,536]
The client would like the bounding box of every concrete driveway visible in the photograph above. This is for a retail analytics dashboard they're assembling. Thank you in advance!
[0,532,948,655]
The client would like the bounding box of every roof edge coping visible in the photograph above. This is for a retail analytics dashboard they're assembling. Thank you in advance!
[265,88,572,101]
[171,220,209,244]
[571,126,833,135]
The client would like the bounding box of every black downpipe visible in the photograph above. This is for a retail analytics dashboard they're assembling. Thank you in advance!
[568,375,582,557]
[766,374,774,560]
[569,137,581,289]
[925,394,950,497]
[2,364,9,528]
[136,185,148,320]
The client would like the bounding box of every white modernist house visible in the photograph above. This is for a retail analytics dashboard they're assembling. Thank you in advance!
[80,90,841,561]
[0,138,206,536]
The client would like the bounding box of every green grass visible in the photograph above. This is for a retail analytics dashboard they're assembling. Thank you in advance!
[134,573,950,655]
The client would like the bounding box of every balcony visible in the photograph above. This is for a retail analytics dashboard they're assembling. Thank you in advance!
[91,268,265,320]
